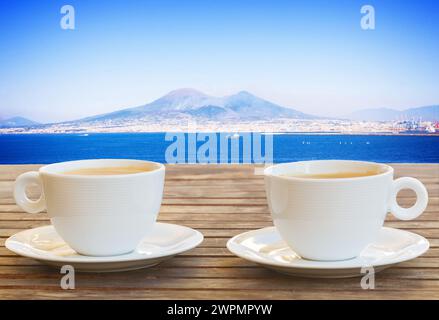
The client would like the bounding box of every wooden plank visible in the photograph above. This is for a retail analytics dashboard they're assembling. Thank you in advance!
[2,212,439,224]
[1,227,438,239]
[1,265,439,280]
[3,246,439,258]
[1,163,437,179]
[0,203,438,217]
[0,255,437,269]
[1,219,439,231]
[1,183,437,201]
[0,288,438,300]
[2,276,439,292]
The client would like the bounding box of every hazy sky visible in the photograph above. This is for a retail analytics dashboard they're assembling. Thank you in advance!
[0,0,438,122]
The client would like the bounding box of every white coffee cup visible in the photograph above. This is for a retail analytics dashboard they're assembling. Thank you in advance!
[264,160,428,261]
[14,159,165,256]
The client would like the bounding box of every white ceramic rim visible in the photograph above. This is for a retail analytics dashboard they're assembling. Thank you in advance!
[38,159,165,179]
[264,160,393,182]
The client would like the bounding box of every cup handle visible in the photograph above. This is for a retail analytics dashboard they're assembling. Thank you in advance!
[14,171,46,213]
[389,177,428,221]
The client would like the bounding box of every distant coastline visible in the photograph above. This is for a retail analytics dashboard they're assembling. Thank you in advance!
[0,130,438,136]
[1,118,438,135]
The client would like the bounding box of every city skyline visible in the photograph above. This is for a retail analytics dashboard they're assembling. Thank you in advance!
[1,0,439,122]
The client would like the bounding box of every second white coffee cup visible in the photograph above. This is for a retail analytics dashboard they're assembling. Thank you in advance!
[264,160,428,261]
[14,159,165,256]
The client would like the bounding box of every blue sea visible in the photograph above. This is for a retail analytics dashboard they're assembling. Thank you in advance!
[0,133,438,164]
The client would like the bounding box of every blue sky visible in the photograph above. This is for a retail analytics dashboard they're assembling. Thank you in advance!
[0,0,438,122]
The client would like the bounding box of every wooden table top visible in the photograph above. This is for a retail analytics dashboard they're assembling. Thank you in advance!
[0,164,438,300]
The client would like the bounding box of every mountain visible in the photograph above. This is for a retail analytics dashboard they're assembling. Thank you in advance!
[346,105,439,121]
[6,90,436,129]
[223,91,312,119]
[402,105,439,121]
[74,88,319,124]
[0,117,40,128]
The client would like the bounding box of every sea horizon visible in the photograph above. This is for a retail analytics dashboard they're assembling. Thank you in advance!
[1,130,438,135]
[1,132,438,164]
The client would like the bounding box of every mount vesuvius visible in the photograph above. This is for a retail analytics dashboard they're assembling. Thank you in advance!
[72,88,319,124]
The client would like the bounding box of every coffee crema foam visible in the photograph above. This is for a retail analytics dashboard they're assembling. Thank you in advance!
[62,165,154,176]
[280,170,381,179]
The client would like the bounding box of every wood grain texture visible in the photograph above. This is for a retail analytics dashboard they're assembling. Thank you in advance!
[0,164,438,300]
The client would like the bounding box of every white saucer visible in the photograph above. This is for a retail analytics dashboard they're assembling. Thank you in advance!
[5,223,204,272]
[227,226,429,278]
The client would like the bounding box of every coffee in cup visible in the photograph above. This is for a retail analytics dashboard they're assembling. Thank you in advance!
[62,165,157,176]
